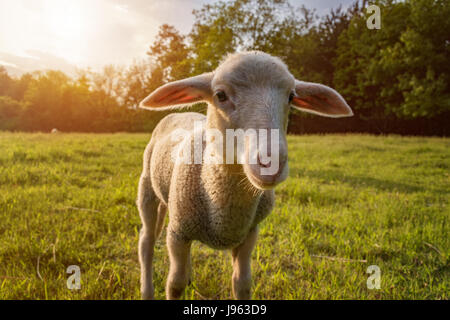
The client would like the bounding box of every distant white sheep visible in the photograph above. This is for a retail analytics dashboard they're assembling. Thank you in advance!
[51,128,59,134]
[137,51,353,300]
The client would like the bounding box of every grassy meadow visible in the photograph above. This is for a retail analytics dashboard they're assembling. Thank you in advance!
[0,132,448,299]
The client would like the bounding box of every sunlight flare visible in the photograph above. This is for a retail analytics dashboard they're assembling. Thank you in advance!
[41,0,92,64]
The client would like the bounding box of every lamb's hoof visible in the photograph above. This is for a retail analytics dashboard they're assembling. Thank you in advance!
[141,291,154,300]
[166,287,184,300]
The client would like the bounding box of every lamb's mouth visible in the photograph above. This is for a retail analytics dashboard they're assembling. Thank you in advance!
[244,161,288,190]
[246,172,280,190]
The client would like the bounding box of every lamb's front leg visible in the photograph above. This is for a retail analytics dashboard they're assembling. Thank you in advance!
[166,232,192,300]
[231,227,258,300]
[137,176,160,300]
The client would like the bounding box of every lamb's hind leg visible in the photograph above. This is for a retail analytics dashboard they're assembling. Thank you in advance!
[231,227,258,300]
[155,202,167,240]
[137,175,160,300]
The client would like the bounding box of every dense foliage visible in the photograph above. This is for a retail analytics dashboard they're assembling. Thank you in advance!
[0,0,448,134]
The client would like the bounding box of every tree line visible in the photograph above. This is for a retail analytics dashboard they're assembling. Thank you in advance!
[0,0,448,135]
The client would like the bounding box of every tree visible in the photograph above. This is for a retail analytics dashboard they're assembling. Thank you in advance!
[189,0,296,74]
[379,0,450,118]
[334,0,450,120]
[0,66,14,97]
[0,96,24,130]
[147,24,191,81]
[22,71,70,131]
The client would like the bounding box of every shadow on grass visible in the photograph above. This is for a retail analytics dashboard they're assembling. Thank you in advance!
[294,168,444,194]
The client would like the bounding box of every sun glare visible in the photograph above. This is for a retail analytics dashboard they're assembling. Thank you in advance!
[41,1,92,64]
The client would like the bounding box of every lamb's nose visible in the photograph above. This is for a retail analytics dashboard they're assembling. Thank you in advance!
[257,153,271,168]
[256,152,288,178]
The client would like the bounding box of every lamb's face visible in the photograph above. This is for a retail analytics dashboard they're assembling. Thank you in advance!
[139,50,353,190]
[210,52,294,190]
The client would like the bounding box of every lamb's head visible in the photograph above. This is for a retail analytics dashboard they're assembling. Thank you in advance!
[140,51,353,190]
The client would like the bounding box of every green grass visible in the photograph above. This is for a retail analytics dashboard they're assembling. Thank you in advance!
[0,132,448,300]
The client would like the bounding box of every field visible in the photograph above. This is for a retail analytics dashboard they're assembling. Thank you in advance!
[0,132,448,300]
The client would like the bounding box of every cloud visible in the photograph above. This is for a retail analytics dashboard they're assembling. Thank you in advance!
[93,0,208,65]
[0,0,355,75]
[0,50,76,77]
[291,0,355,14]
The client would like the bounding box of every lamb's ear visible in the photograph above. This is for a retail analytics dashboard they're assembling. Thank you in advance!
[291,80,353,118]
[140,72,213,110]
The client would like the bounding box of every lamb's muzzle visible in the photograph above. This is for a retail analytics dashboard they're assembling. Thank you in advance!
[136,51,353,300]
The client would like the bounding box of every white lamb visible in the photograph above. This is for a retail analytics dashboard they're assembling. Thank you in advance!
[137,51,353,300]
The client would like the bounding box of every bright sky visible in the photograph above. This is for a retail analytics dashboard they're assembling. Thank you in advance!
[0,0,353,75]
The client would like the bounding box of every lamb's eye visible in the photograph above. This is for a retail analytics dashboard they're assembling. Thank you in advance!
[216,91,228,102]
[289,92,295,103]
